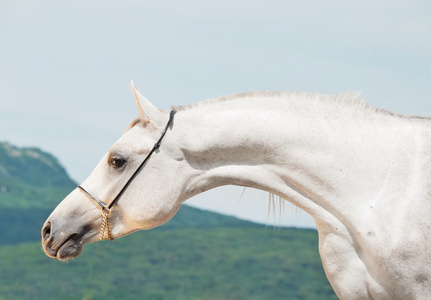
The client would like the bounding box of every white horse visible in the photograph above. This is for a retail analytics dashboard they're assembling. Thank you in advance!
[42,82,431,299]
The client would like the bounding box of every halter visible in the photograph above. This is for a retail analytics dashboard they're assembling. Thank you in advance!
[78,110,175,241]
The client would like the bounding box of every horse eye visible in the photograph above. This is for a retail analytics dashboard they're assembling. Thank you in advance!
[108,156,126,168]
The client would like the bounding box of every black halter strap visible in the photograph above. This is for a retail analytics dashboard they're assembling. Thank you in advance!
[78,110,176,211]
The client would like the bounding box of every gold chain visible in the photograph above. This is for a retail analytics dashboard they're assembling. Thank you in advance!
[100,208,114,241]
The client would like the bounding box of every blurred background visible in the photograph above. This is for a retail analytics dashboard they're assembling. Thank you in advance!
[0,1,430,299]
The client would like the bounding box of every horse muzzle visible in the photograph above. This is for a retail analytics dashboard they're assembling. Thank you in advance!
[41,220,87,260]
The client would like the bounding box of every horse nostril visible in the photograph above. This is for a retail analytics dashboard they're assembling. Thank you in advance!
[42,221,51,242]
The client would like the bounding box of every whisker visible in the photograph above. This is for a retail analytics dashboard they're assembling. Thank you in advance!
[236,187,247,204]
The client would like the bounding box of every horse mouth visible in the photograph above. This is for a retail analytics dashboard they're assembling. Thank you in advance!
[42,233,84,261]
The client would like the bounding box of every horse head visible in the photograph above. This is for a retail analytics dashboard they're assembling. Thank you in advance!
[41,82,188,260]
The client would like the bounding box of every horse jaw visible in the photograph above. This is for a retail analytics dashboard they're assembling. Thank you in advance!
[41,185,183,260]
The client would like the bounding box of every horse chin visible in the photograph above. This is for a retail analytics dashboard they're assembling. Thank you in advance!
[56,237,84,261]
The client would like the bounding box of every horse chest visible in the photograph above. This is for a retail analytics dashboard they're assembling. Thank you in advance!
[320,221,431,299]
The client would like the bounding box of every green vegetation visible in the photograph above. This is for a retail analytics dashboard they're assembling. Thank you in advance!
[0,142,75,209]
[0,227,337,300]
[0,142,337,299]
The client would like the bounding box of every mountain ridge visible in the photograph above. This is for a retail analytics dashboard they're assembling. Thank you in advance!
[0,141,76,188]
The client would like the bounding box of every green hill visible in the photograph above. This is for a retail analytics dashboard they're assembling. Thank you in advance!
[0,227,336,300]
[0,142,337,299]
[0,142,77,246]
[0,142,76,209]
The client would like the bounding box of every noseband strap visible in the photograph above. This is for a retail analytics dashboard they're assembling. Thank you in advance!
[78,110,176,240]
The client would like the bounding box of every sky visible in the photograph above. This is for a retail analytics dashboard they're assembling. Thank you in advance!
[1,0,430,228]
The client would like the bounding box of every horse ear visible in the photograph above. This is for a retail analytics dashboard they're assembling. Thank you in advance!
[130,80,165,126]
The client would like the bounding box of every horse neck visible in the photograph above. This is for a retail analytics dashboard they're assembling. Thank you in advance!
[172,93,429,230]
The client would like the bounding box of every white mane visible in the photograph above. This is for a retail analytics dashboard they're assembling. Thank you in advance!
[173,91,429,121]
